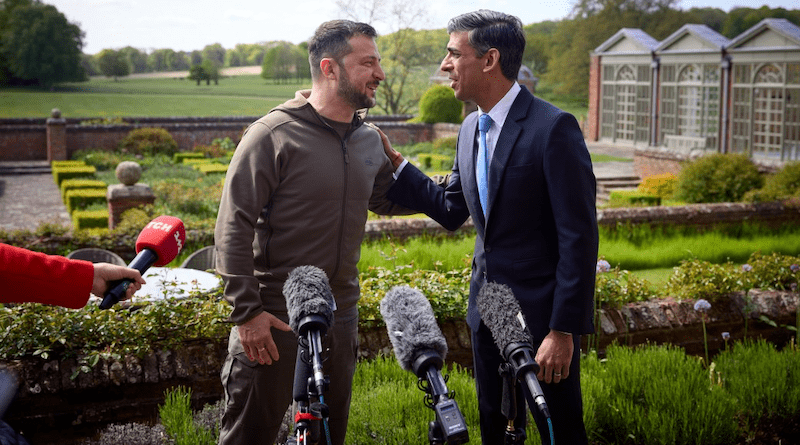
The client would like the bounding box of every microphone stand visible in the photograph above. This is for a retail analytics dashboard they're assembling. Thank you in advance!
[498,363,525,445]
[411,350,469,445]
[287,315,331,445]
[503,342,554,445]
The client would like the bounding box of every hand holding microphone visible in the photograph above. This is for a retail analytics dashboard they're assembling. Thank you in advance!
[99,216,186,309]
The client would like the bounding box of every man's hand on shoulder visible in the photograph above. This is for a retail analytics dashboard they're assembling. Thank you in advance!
[367,123,405,170]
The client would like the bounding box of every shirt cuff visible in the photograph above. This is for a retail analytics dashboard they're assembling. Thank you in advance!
[392,159,409,180]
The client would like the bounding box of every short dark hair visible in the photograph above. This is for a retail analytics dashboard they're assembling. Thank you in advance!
[446,10,525,82]
[308,20,378,80]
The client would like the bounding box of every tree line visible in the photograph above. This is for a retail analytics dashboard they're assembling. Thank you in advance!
[2,0,798,106]
[533,0,800,101]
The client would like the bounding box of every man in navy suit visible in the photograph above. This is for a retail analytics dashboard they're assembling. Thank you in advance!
[381,10,598,444]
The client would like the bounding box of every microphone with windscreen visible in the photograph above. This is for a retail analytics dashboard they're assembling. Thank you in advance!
[380,286,468,444]
[283,265,335,445]
[477,282,551,422]
[100,216,186,309]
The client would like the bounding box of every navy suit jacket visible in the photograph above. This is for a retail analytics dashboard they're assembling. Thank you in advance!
[388,87,598,341]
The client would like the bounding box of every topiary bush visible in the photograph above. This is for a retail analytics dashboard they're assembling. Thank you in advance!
[675,153,763,203]
[417,85,462,124]
[119,127,178,157]
[638,173,677,199]
[743,161,800,203]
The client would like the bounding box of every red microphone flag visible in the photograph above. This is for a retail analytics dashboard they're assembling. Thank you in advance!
[135,216,186,266]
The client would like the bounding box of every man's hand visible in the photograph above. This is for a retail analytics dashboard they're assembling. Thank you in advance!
[370,123,405,170]
[238,311,292,365]
[535,330,573,384]
[91,263,145,299]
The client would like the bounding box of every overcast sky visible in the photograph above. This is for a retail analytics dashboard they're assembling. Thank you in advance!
[45,0,799,55]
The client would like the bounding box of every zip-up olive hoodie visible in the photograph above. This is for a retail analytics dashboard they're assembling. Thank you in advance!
[215,90,405,325]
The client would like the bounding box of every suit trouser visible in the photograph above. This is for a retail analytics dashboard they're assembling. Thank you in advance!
[472,322,588,445]
[218,306,359,445]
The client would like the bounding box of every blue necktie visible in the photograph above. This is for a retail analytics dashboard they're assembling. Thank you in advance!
[476,113,493,218]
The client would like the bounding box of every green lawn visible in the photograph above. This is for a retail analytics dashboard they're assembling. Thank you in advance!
[0,75,310,118]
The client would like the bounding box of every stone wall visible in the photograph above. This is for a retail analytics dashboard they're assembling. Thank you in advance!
[597,201,800,230]
[0,115,456,162]
[634,147,783,179]
[3,290,796,444]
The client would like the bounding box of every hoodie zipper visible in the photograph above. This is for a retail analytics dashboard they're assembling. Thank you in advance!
[331,130,350,282]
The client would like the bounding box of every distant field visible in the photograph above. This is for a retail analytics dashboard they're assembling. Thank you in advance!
[0,75,310,118]
[0,74,588,119]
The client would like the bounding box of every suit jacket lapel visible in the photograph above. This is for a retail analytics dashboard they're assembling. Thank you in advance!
[486,88,533,222]
[458,113,483,227]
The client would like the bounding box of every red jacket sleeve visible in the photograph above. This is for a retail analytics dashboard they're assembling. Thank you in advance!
[0,243,93,309]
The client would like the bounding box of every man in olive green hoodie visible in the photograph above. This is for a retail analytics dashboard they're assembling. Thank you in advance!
[214,19,409,445]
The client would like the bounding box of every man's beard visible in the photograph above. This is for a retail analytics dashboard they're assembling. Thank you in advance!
[338,66,377,110]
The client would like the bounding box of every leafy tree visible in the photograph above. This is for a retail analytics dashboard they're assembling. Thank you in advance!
[188,64,206,85]
[147,48,174,72]
[119,46,148,73]
[80,53,99,77]
[721,6,800,37]
[201,59,220,85]
[546,0,683,100]
[338,0,443,115]
[0,2,85,88]
[226,48,242,67]
[190,50,203,66]
[202,43,225,66]
[96,49,130,81]
[376,28,448,114]
[261,42,307,84]
[0,0,33,85]
[171,51,191,71]
[244,43,267,66]
[523,21,558,75]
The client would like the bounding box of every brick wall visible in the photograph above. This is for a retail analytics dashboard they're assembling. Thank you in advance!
[586,55,602,142]
[633,147,686,178]
[0,125,48,161]
[0,115,434,162]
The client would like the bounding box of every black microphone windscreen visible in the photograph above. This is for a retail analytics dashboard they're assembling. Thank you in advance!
[476,282,531,353]
[283,266,335,334]
[379,286,448,371]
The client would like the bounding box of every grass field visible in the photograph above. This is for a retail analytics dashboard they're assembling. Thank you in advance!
[0,74,589,119]
[0,75,311,118]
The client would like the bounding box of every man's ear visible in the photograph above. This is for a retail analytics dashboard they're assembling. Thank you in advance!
[483,48,500,73]
[320,58,337,79]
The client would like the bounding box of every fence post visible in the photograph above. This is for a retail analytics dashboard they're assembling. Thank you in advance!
[46,108,67,161]
[107,161,155,229]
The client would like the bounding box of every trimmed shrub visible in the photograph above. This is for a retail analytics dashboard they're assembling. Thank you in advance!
[52,165,97,186]
[638,172,677,199]
[183,158,213,166]
[417,153,453,171]
[65,188,107,213]
[174,152,206,163]
[432,136,457,152]
[60,179,107,202]
[675,153,763,203]
[119,128,178,157]
[194,163,228,175]
[743,161,800,203]
[72,209,109,230]
[51,160,86,168]
[607,190,661,207]
[417,85,462,124]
